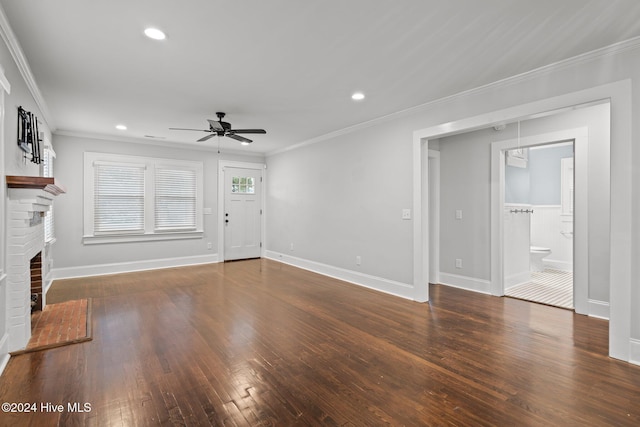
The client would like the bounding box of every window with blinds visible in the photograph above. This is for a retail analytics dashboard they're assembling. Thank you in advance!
[84,152,204,244]
[94,163,145,233]
[155,168,197,230]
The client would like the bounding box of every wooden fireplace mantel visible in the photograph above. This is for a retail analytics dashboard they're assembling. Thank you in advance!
[6,175,66,196]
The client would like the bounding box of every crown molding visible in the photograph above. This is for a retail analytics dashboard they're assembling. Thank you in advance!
[54,129,265,158]
[267,35,640,158]
[0,4,55,130]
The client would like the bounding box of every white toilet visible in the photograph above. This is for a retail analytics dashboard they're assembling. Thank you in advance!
[530,246,551,272]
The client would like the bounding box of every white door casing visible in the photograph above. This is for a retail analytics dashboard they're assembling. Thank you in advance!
[491,128,588,314]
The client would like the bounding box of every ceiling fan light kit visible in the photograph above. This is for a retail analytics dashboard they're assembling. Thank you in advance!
[170,112,266,145]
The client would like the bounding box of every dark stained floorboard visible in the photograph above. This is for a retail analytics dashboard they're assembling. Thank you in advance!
[0,258,639,426]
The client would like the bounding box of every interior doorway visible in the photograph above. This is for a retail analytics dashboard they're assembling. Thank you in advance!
[502,141,575,309]
[413,81,630,362]
[491,127,589,313]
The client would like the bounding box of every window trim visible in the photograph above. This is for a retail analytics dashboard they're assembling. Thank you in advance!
[83,152,204,245]
[42,145,56,243]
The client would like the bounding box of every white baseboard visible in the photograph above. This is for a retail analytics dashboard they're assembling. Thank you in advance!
[505,271,531,289]
[588,299,610,320]
[264,251,414,300]
[630,339,640,366]
[544,259,573,272]
[437,272,492,294]
[51,254,219,280]
[44,272,54,294]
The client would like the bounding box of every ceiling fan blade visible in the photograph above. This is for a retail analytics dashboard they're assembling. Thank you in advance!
[231,129,266,134]
[206,119,224,131]
[227,133,252,143]
[197,134,217,142]
[170,127,210,132]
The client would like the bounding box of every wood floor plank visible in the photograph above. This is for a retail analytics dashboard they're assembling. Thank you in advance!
[1,258,639,426]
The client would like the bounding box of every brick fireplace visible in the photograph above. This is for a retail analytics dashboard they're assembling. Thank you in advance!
[5,176,65,352]
[30,252,43,311]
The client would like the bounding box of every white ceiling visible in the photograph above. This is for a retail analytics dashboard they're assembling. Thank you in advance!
[2,0,640,154]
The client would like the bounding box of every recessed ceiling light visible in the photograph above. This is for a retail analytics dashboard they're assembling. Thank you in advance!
[116,124,127,130]
[351,92,365,101]
[144,28,166,40]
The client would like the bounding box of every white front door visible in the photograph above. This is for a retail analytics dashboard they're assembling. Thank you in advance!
[223,167,262,261]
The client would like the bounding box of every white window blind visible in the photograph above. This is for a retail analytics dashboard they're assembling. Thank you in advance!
[155,168,197,230]
[94,163,145,233]
[84,152,203,244]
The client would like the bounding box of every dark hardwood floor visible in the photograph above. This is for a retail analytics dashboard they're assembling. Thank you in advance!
[1,259,639,426]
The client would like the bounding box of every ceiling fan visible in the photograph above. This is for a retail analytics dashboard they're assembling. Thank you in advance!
[170,112,266,144]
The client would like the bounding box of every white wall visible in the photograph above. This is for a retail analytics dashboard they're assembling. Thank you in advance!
[530,205,573,271]
[503,204,531,287]
[52,133,264,277]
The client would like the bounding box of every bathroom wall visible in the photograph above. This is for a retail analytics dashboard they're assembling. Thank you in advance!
[529,144,574,205]
[504,203,531,287]
[529,144,574,271]
[505,159,530,204]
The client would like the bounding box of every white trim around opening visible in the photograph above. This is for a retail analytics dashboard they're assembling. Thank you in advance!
[490,127,588,314]
[413,80,632,363]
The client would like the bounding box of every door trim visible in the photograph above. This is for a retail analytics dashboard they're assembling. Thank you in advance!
[490,128,588,314]
[217,160,266,262]
[427,150,440,285]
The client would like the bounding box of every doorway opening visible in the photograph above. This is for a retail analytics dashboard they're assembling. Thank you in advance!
[413,81,630,362]
[502,141,575,309]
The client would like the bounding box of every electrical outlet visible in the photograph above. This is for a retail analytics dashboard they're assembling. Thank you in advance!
[356,256,361,265]
[290,243,294,251]
[455,258,463,269]
[207,242,212,250]
[402,209,411,220]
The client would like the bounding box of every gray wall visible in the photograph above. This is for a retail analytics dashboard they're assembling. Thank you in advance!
[438,128,493,280]
[529,144,574,205]
[505,144,575,205]
[267,123,414,284]
[52,133,264,271]
[505,159,530,204]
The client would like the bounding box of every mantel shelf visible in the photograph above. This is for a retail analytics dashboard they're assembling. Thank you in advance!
[6,175,66,196]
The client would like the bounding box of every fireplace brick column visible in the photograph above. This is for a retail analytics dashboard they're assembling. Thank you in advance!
[6,192,49,351]
[5,176,65,352]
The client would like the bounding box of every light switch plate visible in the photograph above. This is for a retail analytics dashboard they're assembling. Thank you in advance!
[455,210,463,220]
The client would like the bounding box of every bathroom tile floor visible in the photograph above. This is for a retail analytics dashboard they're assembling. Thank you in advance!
[505,269,573,309]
